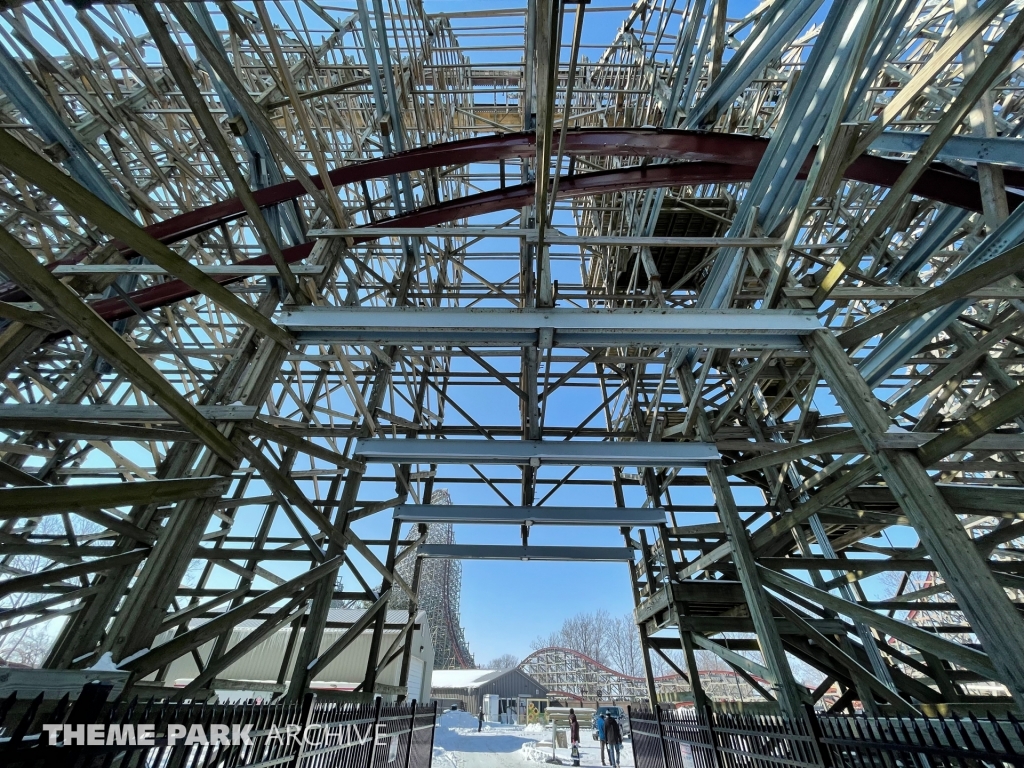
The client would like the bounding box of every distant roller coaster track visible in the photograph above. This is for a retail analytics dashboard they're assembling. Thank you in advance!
[2,128,1018,322]
[391,490,475,670]
[519,646,768,702]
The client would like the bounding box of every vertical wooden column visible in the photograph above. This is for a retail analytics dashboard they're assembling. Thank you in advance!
[397,524,427,703]
[677,627,709,711]
[807,328,1024,709]
[364,517,405,693]
[658,524,709,710]
[708,459,805,717]
[286,460,363,700]
[675,366,805,718]
[631,527,661,707]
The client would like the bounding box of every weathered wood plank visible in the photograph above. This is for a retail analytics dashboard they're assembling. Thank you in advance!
[808,328,1024,709]
[0,476,229,516]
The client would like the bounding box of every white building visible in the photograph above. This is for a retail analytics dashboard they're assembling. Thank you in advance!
[156,607,434,703]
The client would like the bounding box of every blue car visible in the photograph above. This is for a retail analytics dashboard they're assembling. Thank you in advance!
[591,706,630,740]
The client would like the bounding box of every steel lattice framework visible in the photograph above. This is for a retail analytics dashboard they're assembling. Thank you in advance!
[0,0,1022,718]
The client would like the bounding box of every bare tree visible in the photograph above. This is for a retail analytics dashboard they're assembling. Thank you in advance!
[530,631,564,651]
[530,611,611,664]
[788,656,827,689]
[531,612,729,684]
[650,648,689,678]
[487,653,520,670]
[0,516,102,667]
[605,613,644,678]
[560,610,609,664]
[0,623,52,668]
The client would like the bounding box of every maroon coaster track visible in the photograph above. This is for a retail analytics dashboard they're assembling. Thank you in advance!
[4,128,1019,330]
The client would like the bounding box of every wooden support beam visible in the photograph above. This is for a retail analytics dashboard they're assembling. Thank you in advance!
[750,461,878,554]
[0,460,48,488]
[118,555,341,675]
[0,228,241,464]
[850,484,1024,516]
[769,597,920,715]
[0,301,61,331]
[0,404,257,423]
[306,588,391,680]
[849,0,1013,156]
[691,634,775,683]
[0,476,229,517]
[676,365,806,717]
[918,380,1024,466]
[726,430,860,475]
[0,421,194,442]
[168,2,341,223]
[760,557,934,573]
[0,324,48,382]
[812,10,1024,305]
[0,549,149,600]
[0,128,293,348]
[807,328,1024,709]
[136,3,301,299]
[253,3,349,225]
[173,591,309,700]
[725,429,1024,475]
[761,567,998,680]
[839,243,1024,348]
[241,419,366,473]
[713,353,775,431]
[158,587,251,632]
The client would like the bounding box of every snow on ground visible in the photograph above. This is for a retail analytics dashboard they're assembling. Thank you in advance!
[432,710,634,768]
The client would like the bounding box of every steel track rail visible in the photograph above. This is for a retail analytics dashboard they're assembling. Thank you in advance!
[3,129,1019,324]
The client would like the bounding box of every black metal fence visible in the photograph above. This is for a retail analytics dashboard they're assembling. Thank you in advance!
[630,704,1024,768]
[0,682,437,767]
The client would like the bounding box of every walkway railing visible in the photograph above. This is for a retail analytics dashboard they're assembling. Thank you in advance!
[629,703,1024,768]
[0,681,437,768]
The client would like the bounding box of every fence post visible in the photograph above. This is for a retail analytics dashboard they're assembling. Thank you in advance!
[290,691,316,768]
[366,696,383,768]
[67,681,113,725]
[551,713,557,762]
[426,701,438,768]
[703,704,727,768]
[802,703,832,768]
[403,700,417,768]
[653,703,671,768]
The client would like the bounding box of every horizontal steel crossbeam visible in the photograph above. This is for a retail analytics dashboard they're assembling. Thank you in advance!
[871,131,1024,166]
[416,544,636,561]
[52,264,325,276]
[394,504,666,526]
[356,438,719,466]
[0,405,258,422]
[280,307,820,348]
[311,226,783,248]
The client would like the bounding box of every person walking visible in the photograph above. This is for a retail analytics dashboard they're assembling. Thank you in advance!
[604,713,623,768]
[478,708,484,732]
[569,708,581,766]
[595,710,607,765]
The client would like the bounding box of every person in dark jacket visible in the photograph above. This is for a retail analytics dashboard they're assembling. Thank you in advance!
[604,713,623,767]
[478,708,484,732]
[569,708,581,766]
[595,712,607,765]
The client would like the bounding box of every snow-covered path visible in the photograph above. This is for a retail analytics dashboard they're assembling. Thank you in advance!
[431,711,635,768]
[432,711,537,768]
